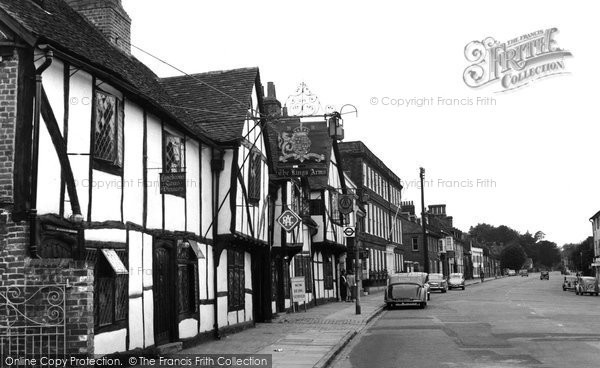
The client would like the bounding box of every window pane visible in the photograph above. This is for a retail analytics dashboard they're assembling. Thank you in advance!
[247,151,262,203]
[94,92,118,164]
[165,133,184,173]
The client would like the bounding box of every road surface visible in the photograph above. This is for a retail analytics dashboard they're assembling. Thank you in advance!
[331,272,600,368]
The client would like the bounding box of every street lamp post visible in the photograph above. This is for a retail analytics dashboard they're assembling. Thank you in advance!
[420,168,429,274]
[355,208,365,315]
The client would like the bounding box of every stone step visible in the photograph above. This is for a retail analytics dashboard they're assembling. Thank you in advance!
[155,342,183,355]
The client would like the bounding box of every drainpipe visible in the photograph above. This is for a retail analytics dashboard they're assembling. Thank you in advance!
[211,148,225,339]
[30,47,53,258]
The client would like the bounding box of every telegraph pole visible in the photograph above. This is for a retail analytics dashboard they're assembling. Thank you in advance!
[420,168,430,274]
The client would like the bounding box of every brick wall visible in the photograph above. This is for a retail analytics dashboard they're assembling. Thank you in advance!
[65,0,131,54]
[25,259,95,355]
[0,48,94,356]
[0,48,28,287]
[0,55,18,202]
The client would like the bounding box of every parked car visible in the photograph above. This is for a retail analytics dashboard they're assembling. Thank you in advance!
[448,273,465,290]
[385,273,429,308]
[540,271,549,280]
[406,272,431,300]
[519,269,529,277]
[563,275,577,291]
[575,277,599,296]
[428,273,448,293]
[507,269,516,276]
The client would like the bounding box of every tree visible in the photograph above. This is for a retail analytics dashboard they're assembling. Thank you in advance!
[537,241,561,269]
[566,237,594,275]
[500,244,527,270]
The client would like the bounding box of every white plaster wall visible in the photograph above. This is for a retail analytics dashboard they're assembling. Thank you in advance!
[84,228,126,243]
[178,318,198,340]
[206,244,214,299]
[143,289,154,347]
[227,310,237,326]
[66,69,92,219]
[91,170,122,221]
[94,328,126,355]
[201,145,212,238]
[123,101,144,225]
[186,139,200,234]
[146,114,162,230]
[199,304,214,333]
[217,251,228,327]
[164,195,185,231]
[37,60,64,215]
[244,252,252,322]
[142,233,153,288]
[217,150,233,235]
[128,297,144,350]
[218,297,228,328]
[128,231,143,296]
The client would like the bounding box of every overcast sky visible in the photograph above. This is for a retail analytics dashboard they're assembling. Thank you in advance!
[122,0,598,246]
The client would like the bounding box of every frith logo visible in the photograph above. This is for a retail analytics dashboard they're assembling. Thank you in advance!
[463,28,572,92]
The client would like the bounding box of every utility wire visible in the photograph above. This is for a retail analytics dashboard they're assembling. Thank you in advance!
[131,43,266,119]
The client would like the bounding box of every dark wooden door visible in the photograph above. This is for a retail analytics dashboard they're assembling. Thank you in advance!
[153,239,175,345]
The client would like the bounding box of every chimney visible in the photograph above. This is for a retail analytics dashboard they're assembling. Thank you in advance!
[263,81,282,117]
[428,204,446,216]
[65,0,132,55]
[400,200,415,216]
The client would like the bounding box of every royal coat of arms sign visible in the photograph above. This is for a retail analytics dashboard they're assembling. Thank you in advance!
[266,119,332,179]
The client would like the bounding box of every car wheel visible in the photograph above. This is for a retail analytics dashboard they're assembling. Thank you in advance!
[462,286,465,290]
[386,303,393,309]
[563,287,566,291]
[428,294,431,301]
[420,302,426,309]
[442,288,447,293]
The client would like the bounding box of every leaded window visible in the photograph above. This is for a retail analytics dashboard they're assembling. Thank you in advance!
[323,256,334,290]
[329,190,342,225]
[93,90,123,172]
[177,244,198,316]
[247,150,262,204]
[227,249,245,312]
[293,255,312,292]
[94,249,128,332]
[164,133,185,173]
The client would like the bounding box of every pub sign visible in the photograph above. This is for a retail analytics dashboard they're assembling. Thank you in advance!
[266,120,332,180]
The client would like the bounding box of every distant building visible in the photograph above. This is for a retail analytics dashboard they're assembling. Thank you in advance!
[339,141,404,291]
[590,211,600,278]
[399,202,445,274]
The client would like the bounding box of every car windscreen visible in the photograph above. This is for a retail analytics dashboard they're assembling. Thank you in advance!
[450,273,463,278]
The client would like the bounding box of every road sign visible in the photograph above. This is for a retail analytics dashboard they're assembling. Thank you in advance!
[338,194,354,214]
[277,209,301,232]
[343,226,356,238]
[291,277,306,303]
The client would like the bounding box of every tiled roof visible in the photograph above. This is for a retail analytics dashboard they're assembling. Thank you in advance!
[160,68,260,143]
[0,0,207,140]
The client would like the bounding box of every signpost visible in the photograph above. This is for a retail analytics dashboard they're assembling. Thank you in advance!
[291,276,306,312]
[277,209,301,233]
[343,226,355,238]
[338,194,354,214]
[160,172,186,197]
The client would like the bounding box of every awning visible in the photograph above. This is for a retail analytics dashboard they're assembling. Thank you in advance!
[101,249,128,274]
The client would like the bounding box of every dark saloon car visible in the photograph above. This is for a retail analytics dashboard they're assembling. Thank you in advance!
[575,277,599,296]
[540,271,549,280]
[385,273,428,309]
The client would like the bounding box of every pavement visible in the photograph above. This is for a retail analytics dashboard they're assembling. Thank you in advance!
[178,293,385,368]
[176,276,500,368]
[330,272,600,368]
